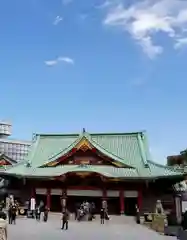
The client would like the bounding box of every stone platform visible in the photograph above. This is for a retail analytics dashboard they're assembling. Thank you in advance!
[8,214,175,240]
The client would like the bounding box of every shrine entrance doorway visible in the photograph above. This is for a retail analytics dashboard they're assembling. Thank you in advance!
[66,189,102,214]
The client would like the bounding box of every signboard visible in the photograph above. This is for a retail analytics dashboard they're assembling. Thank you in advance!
[181,192,187,201]
[182,201,187,213]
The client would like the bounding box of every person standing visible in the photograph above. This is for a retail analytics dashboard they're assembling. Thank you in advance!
[43,206,48,222]
[11,204,17,225]
[61,210,69,230]
[35,206,41,221]
[100,208,105,224]
[135,205,140,224]
[30,197,36,219]
[181,208,187,230]
[0,211,7,240]
[8,205,12,224]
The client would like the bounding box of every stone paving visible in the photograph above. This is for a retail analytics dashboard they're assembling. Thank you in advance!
[8,215,176,240]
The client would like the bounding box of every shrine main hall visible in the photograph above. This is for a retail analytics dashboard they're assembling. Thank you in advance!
[0,129,184,215]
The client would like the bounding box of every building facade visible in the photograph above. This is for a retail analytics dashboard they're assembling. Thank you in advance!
[0,122,31,162]
[1,130,184,215]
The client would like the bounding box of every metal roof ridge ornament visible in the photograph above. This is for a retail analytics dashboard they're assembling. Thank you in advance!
[25,159,32,168]
[32,133,37,142]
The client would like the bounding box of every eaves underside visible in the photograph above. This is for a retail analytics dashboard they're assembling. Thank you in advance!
[3,164,183,179]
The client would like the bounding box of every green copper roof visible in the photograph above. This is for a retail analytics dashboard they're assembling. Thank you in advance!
[2,131,184,179]
[0,153,17,164]
[26,131,149,169]
[4,164,182,179]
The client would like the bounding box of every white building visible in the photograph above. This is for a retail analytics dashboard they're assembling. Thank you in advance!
[0,122,31,162]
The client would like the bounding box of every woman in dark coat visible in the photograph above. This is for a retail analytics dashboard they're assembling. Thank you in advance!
[11,204,17,224]
[43,207,48,222]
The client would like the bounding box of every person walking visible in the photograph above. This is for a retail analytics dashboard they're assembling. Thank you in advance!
[11,204,17,225]
[35,206,41,221]
[43,206,48,222]
[61,210,69,230]
[8,205,12,224]
[100,208,105,224]
[181,208,187,230]
[0,211,7,240]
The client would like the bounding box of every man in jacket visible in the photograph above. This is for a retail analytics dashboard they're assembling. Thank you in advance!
[61,210,69,230]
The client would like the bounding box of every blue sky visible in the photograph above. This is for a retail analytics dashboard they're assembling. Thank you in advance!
[1,0,187,164]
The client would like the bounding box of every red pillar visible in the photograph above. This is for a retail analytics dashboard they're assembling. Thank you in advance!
[31,187,35,198]
[138,189,142,211]
[102,188,107,199]
[61,188,67,212]
[46,188,51,210]
[119,190,124,214]
[102,188,107,209]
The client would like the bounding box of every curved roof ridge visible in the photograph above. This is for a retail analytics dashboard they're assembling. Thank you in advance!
[41,132,135,168]
[26,135,41,164]
[137,133,148,167]
[0,153,17,164]
[42,133,85,166]
[34,131,145,137]
[147,160,183,172]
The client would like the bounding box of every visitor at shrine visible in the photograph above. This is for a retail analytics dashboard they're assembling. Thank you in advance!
[30,197,36,219]
[35,206,41,221]
[61,210,69,230]
[8,205,12,224]
[100,208,105,224]
[11,204,17,224]
[74,203,79,220]
[181,208,187,230]
[0,211,7,240]
[135,205,140,224]
[43,206,48,222]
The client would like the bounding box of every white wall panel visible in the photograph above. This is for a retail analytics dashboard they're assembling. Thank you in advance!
[36,188,46,195]
[51,189,61,195]
[124,191,138,198]
[67,189,102,197]
[107,190,119,197]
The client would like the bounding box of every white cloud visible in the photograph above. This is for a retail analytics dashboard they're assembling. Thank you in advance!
[174,37,187,49]
[53,16,63,25]
[44,60,58,66]
[58,57,74,64]
[44,56,74,67]
[103,0,187,58]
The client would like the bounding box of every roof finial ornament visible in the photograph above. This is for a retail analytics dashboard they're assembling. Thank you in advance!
[83,128,86,133]
[25,159,31,168]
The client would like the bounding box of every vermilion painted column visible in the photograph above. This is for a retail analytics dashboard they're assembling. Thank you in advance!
[102,188,107,209]
[31,187,35,198]
[46,188,51,210]
[102,188,107,199]
[120,190,125,214]
[138,189,142,211]
[61,189,67,212]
